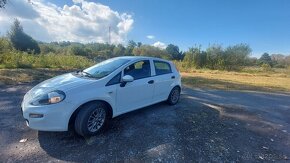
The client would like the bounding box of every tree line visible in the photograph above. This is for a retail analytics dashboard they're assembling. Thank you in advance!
[1,19,290,70]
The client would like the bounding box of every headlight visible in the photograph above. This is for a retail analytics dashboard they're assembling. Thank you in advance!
[30,90,66,106]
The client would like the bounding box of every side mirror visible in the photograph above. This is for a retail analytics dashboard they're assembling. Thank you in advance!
[122,75,134,82]
[120,75,134,87]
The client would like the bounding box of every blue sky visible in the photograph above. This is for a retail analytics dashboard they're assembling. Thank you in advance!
[47,0,290,57]
[1,0,290,57]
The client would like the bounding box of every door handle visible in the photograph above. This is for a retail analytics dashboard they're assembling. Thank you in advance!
[148,80,154,84]
[171,76,175,79]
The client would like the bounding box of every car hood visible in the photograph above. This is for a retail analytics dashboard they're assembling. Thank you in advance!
[27,73,94,98]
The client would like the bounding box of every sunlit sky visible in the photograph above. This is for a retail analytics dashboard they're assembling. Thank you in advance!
[1,0,290,57]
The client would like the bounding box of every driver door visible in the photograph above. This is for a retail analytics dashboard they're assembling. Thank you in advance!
[116,60,155,113]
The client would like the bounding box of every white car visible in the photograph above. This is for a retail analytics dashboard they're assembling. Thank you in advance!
[21,56,181,136]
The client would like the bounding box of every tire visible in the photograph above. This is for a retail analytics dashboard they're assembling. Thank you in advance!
[167,86,180,105]
[74,102,109,137]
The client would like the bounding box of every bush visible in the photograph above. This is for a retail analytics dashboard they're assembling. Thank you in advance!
[261,63,271,71]
[0,51,94,69]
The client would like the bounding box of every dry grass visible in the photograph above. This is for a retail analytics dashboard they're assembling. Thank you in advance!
[0,69,73,85]
[182,70,290,92]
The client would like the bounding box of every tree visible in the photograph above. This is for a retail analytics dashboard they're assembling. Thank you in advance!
[7,19,40,54]
[224,44,251,70]
[183,47,200,68]
[39,43,56,54]
[245,57,258,66]
[0,0,7,8]
[0,37,12,53]
[271,54,286,68]
[0,37,13,64]
[137,42,142,48]
[127,40,137,49]
[132,45,171,59]
[166,44,181,60]
[113,44,125,57]
[206,45,224,69]
[183,51,193,63]
[190,46,207,68]
[179,51,185,60]
[125,40,137,56]
[259,53,272,67]
[69,44,87,56]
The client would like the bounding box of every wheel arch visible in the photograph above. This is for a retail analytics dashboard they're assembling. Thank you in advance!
[167,84,181,98]
[68,100,113,130]
[170,84,181,93]
[174,85,181,91]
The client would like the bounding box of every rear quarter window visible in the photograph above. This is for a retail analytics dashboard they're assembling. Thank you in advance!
[154,61,172,75]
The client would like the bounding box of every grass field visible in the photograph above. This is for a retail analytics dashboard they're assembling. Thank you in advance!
[182,69,290,92]
[1,68,290,93]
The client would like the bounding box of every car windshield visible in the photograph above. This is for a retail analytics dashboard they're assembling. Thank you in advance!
[82,58,129,78]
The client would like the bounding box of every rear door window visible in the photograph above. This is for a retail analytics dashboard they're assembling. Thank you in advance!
[154,61,172,75]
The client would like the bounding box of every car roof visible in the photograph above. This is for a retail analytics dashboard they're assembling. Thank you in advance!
[115,56,171,62]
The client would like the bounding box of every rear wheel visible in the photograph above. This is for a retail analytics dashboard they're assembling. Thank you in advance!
[74,102,109,137]
[167,86,180,105]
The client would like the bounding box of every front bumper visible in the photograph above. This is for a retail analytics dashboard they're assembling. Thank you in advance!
[21,100,72,131]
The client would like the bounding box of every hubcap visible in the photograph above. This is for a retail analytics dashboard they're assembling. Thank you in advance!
[171,89,180,103]
[87,108,106,132]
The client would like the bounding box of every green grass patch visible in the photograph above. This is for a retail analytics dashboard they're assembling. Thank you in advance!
[0,51,94,69]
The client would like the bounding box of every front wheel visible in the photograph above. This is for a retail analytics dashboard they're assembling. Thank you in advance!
[74,102,109,137]
[167,86,180,105]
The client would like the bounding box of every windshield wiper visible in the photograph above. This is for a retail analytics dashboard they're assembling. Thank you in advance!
[77,70,96,78]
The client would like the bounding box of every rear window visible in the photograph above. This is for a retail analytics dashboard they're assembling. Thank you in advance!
[154,61,172,75]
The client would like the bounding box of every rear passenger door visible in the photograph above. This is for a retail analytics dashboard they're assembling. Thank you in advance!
[152,60,175,103]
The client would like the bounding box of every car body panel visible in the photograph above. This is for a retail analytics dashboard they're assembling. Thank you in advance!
[116,76,155,113]
[28,73,95,99]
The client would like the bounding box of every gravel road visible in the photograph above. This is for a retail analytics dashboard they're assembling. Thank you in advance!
[0,84,290,162]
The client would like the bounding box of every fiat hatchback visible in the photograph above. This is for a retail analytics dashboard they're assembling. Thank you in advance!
[21,56,181,136]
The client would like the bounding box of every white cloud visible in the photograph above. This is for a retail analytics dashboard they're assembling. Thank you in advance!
[146,35,155,39]
[1,0,39,19]
[153,41,166,49]
[0,0,134,44]
[72,0,84,4]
